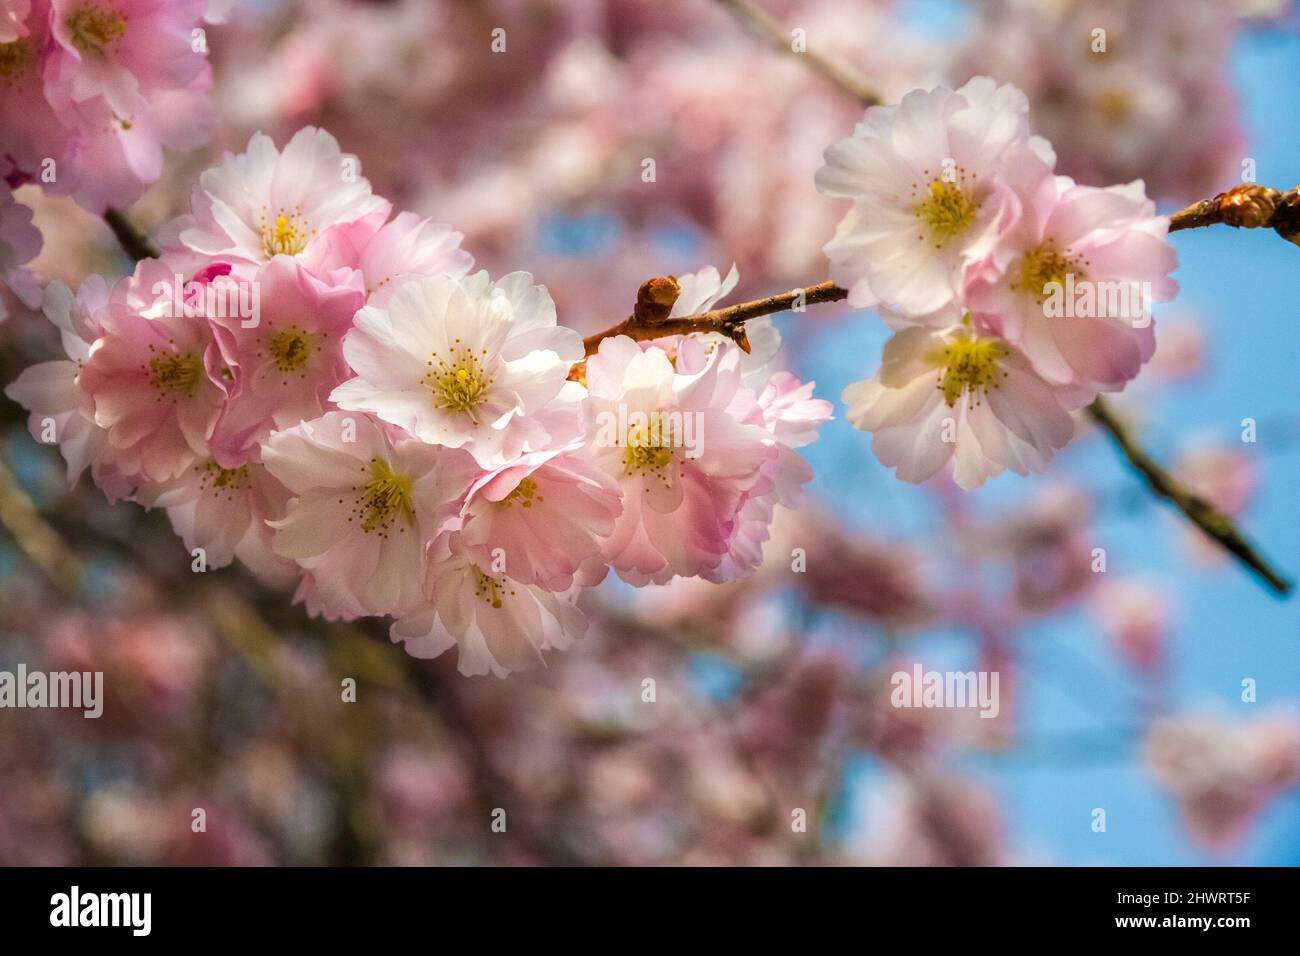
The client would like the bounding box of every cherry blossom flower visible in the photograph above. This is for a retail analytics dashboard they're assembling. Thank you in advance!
[303,209,472,304]
[390,532,587,678]
[582,334,775,585]
[77,282,227,483]
[3,277,133,498]
[206,255,364,464]
[135,456,292,574]
[51,65,218,213]
[816,76,1054,316]
[841,324,1074,489]
[457,444,623,592]
[46,0,207,118]
[180,126,390,266]
[966,175,1176,396]
[261,411,476,618]
[331,270,584,468]
[0,3,74,178]
[707,369,833,581]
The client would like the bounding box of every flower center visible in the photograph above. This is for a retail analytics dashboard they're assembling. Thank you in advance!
[623,419,673,476]
[0,39,32,82]
[197,461,250,498]
[472,567,515,609]
[354,457,413,535]
[65,3,126,56]
[147,350,203,397]
[266,326,315,373]
[500,477,542,508]
[424,344,492,416]
[929,337,1009,408]
[912,177,980,249]
[260,208,312,256]
[1011,243,1085,303]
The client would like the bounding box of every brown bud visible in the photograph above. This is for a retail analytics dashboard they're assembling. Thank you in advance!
[1216,183,1281,229]
[632,275,681,324]
[1270,186,1300,247]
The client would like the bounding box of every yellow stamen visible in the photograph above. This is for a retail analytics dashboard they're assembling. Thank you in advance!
[0,40,32,82]
[65,4,126,56]
[471,567,518,609]
[500,478,542,508]
[260,208,311,256]
[1011,243,1085,303]
[424,344,492,415]
[147,351,203,397]
[266,327,315,373]
[913,178,979,249]
[928,336,1009,408]
[353,458,413,535]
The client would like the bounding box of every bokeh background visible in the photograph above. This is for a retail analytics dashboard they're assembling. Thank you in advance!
[1,0,1298,865]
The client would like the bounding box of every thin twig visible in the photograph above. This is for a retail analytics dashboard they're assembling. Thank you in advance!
[582,278,847,356]
[715,0,880,107]
[1168,183,1300,245]
[103,207,161,261]
[1087,396,1291,595]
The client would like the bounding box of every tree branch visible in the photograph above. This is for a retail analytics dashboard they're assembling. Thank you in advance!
[1168,183,1300,244]
[1087,396,1291,595]
[582,278,847,356]
[103,207,160,261]
[715,0,880,107]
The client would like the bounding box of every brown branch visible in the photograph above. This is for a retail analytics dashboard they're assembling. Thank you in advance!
[1168,183,1300,245]
[715,0,880,107]
[1087,396,1291,595]
[582,278,847,356]
[103,207,160,261]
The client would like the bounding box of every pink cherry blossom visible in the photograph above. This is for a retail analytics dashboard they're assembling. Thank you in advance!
[841,325,1075,489]
[206,255,364,465]
[77,290,227,483]
[180,127,390,266]
[582,334,776,585]
[0,3,73,178]
[457,444,623,592]
[303,209,473,305]
[966,175,1176,396]
[261,411,477,619]
[331,270,584,468]
[390,532,586,678]
[709,369,833,580]
[816,76,1054,316]
[3,277,134,498]
[46,0,207,118]
[135,456,292,574]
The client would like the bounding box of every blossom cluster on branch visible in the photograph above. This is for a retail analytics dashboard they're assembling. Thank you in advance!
[818,76,1177,488]
[6,127,831,676]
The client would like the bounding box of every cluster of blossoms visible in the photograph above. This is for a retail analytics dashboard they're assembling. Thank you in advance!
[817,76,1178,488]
[6,126,832,676]
[0,0,216,212]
